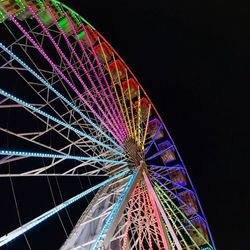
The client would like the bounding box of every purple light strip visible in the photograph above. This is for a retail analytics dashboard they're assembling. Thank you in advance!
[46,8,126,142]
[152,176,205,225]
[145,123,163,155]
[80,21,129,139]
[146,145,174,161]
[64,13,128,140]
[28,7,124,143]
[148,164,184,170]
[9,14,123,145]
[150,169,194,195]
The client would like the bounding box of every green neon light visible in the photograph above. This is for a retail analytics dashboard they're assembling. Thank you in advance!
[0,0,95,31]
[0,10,6,23]
[38,10,53,26]
[58,16,68,28]
[154,183,196,249]
[15,0,26,9]
[154,181,213,249]
[51,0,64,16]
[77,30,85,39]
[54,0,96,30]
[67,10,81,28]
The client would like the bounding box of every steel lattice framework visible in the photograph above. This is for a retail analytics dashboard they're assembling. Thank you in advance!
[0,1,215,249]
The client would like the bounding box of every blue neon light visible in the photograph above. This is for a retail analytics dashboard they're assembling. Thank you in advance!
[0,150,127,165]
[91,168,139,250]
[0,169,130,247]
[0,88,124,157]
[0,42,123,152]
[145,123,163,156]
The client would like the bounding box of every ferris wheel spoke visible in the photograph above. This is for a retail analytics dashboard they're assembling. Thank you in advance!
[1,107,123,170]
[145,123,163,155]
[122,187,136,250]
[141,188,154,250]
[124,69,137,139]
[47,9,128,140]
[23,147,126,176]
[148,164,184,170]
[154,182,208,249]
[146,144,174,161]
[0,168,130,248]
[142,171,183,250]
[9,14,124,145]
[0,150,127,165]
[76,28,129,140]
[149,169,195,195]
[0,149,127,176]
[0,125,124,177]
[26,8,126,143]
[0,42,123,152]
[136,87,142,145]
[141,103,151,150]
[154,182,191,249]
[153,179,213,249]
[81,27,129,138]
[91,167,141,250]
[61,173,132,249]
[111,52,133,138]
[37,6,127,141]
[96,38,131,138]
[0,88,124,158]
[151,173,203,219]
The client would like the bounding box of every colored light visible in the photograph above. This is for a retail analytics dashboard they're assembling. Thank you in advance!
[145,123,163,155]
[0,150,127,165]
[0,88,124,157]
[8,14,123,145]
[0,42,123,152]
[58,16,68,29]
[91,168,139,250]
[54,0,95,30]
[78,21,129,138]
[0,169,130,247]
[146,145,174,161]
[77,30,85,39]
[153,180,213,249]
[29,7,124,143]
[65,12,128,139]
[122,187,136,250]
[45,8,126,141]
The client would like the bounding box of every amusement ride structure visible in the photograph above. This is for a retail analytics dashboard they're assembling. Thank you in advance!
[0,1,215,249]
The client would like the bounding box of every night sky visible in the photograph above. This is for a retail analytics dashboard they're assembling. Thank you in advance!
[60,0,248,249]
[1,0,249,249]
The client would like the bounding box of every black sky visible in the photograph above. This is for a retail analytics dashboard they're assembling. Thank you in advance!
[1,0,249,249]
[59,0,249,249]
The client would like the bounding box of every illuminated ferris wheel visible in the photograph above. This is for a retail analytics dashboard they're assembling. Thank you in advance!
[0,1,216,249]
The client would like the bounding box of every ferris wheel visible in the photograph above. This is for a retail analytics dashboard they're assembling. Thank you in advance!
[0,1,216,249]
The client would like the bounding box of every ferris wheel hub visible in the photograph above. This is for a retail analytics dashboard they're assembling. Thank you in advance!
[124,137,144,167]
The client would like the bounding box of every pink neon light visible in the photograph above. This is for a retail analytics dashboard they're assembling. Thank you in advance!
[138,186,143,250]
[64,14,128,140]
[80,22,129,139]
[9,14,123,145]
[122,187,136,250]
[145,181,169,249]
[143,190,153,250]
[27,6,124,143]
[48,7,127,142]
[145,192,162,248]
